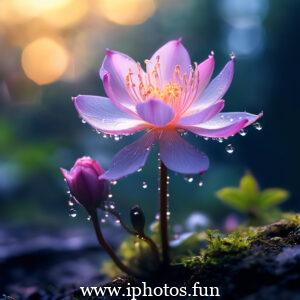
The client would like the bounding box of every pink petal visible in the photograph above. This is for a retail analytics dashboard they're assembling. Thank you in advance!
[147,39,191,83]
[74,95,147,135]
[100,131,158,180]
[192,59,234,109]
[100,50,143,113]
[193,54,215,101]
[159,130,209,174]
[185,112,262,138]
[178,100,224,126]
[136,99,174,126]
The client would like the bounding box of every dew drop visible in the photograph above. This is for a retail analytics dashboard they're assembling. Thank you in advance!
[225,144,235,154]
[137,168,143,173]
[115,219,121,225]
[111,180,118,185]
[81,119,86,124]
[155,213,160,220]
[68,200,74,207]
[114,135,120,141]
[69,208,77,218]
[198,180,204,187]
[105,212,109,218]
[167,193,170,198]
[253,122,262,131]
[110,204,115,210]
[203,137,209,141]
[185,176,194,183]
[239,129,247,136]
[108,193,113,199]
[87,215,91,221]
[101,218,106,223]
[142,181,148,189]
[217,138,223,143]
[103,134,108,139]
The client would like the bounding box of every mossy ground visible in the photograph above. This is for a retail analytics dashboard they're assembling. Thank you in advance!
[73,214,300,299]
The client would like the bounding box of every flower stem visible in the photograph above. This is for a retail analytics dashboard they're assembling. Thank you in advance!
[90,211,137,277]
[159,160,170,266]
[107,208,161,263]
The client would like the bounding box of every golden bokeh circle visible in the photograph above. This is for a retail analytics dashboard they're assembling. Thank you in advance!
[21,37,69,85]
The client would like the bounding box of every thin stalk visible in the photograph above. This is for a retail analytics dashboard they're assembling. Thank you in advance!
[159,160,170,266]
[107,208,161,263]
[90,211,137,277]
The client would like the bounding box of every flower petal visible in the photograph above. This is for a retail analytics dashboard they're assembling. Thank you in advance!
[193,54,215,100]
[185,112,263,138]
[147,39,191,83]
[136,99,175,126]
[74,95,147,135]
[100,131,158,180]
[192,59,234,109]
[159,130,209,174]
[100,50,143,113]
[178,100,224,126]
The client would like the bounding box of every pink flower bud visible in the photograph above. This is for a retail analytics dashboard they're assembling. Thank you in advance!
[60,156,109,213]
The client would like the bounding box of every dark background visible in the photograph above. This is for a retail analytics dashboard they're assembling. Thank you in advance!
[0,0,299,236]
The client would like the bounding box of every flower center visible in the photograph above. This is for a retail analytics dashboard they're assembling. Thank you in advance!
[124,55,203,114]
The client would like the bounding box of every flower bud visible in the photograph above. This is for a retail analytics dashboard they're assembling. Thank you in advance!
[60,156,109,213]
[130,205,145,234]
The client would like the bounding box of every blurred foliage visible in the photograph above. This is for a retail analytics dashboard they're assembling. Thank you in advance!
[216,172,289,225]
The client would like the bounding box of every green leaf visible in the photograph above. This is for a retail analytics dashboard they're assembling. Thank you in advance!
[240,172,259,201]
[216,188,248,212]
[258,188,289,208]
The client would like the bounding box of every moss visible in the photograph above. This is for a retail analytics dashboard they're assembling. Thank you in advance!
[181,227,259,267]
[102,214,300,279]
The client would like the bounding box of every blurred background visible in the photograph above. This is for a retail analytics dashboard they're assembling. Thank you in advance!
[0,0,299,293]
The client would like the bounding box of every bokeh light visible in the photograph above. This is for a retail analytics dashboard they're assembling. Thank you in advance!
[21,38,69,85]
[97,0,156,25]
[40,0,89,29]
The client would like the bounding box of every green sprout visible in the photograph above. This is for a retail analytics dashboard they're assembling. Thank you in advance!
[216,172,290,225]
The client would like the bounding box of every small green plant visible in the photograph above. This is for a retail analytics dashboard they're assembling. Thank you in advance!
[216,172,289,225]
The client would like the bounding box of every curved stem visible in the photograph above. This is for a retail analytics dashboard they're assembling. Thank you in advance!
[90,211,137,277]
[107,208,160,263]
[159,160,170,266]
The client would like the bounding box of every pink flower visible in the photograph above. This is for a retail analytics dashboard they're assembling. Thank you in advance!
[60,157,109,212]
[74,40,262,180]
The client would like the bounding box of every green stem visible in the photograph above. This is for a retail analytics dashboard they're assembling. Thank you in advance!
[159,160,170,266]
[107,208,161,263]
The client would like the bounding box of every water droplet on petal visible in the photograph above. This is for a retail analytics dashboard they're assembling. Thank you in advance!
[239,129,247,136]
[203,137,209,141]
[111,180,118,185]
[137,168,143,173]
[142,181,148,189]
[81,119,86,124]
[253,122,262,131]
[68,200,74,206]
[225,144,235,154]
